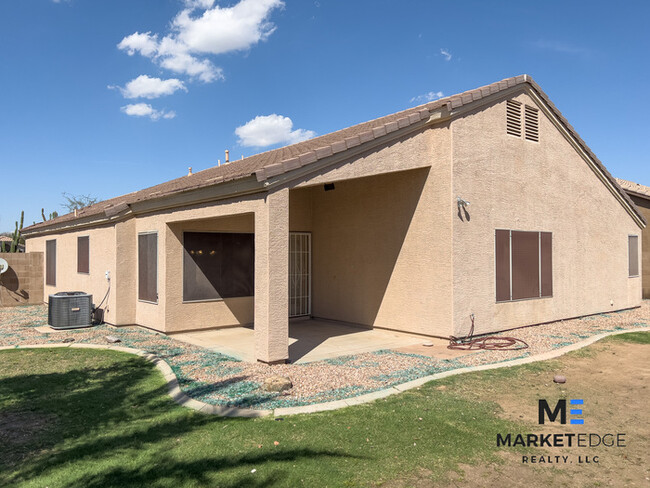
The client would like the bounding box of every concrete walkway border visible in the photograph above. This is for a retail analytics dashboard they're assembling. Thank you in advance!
[1,327,648,418]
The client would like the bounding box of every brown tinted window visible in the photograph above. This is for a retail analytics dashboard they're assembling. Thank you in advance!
[495,230,511,302]
[138,233,158,303]
[496,230,552,302]
[629,235,639,277]
[183,232,254,301]
[77,236,89,274]
[540,232,552,297]
[511,231,540,300]
[46,239,56,286]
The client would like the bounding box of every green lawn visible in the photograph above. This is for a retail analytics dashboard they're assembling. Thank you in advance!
[0,333,646,487]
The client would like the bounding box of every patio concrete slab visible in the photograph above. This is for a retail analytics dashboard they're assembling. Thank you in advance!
[170,319,427,363]
[171,327,256,361]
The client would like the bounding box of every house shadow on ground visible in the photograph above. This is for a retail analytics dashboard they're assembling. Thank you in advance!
[0,349,363,488]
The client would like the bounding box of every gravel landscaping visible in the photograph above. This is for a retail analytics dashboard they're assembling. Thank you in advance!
[1,303,648,410]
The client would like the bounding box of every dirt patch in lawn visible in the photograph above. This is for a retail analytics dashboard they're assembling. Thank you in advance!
[0,410,58,467]
[384,339,650,487]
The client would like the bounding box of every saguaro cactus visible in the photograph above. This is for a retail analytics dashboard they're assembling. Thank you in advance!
[41,208,58,222]
[9,210,24,253]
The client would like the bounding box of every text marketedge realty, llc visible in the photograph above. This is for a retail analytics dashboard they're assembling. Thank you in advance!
[496,399,627,464]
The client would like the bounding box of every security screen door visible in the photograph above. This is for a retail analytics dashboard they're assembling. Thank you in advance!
[289,232,311,317]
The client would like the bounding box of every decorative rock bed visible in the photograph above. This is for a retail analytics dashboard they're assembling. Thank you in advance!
[0,303,648,410]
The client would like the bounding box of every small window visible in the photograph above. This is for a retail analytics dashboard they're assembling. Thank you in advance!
[183,232,254,302]
[629,235,639,277]
[138,232,158,303]
[46,239,56,286]
[506,100,522,137]
[524,105,539,142]
[496,230,552,302]
[77,236,89,274]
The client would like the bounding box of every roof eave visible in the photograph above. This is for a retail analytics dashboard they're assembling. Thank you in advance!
[23,175,266,237]
[260,107,451,190]
[127,175,265,217]
[522,83,647,229]
[621,189,650,202]
[442,78,646,229]
[22,208,133,238]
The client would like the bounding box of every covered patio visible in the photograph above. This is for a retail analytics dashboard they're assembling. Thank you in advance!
[161,163,438,364]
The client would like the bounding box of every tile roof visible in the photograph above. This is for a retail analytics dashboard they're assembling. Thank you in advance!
[0,236,12,242]
[22,74,645,233]
[616,178,650,200]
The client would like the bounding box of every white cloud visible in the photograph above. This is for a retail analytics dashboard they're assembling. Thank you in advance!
[184,0,215,9]
[118,32,160,57]
[117,0,284,82]
[440,48,452,61]
[110,75,187,99]
[235,114,316,147]
[172,0,283,55]
[158,49,223,82]
[410,91,444,104]
[121,103,176,121]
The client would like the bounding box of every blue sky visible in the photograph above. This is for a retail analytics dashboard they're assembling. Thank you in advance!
[1,0,649,232]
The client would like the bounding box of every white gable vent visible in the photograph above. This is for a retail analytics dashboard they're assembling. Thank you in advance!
[506,100,522,137]
[525,105,539,142]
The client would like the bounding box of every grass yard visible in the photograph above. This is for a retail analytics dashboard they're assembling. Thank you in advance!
[0,333,648,487]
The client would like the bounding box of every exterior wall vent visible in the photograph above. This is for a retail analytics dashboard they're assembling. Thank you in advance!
[506,100,522,137]
[525,105,539,142]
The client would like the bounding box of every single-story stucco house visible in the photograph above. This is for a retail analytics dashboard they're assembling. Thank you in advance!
[616,178,650,298]
[22,74,645,364]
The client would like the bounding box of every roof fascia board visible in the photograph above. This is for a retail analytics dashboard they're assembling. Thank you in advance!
[22,211,133,238]
[625,190,650,201]
[524,87,646,229]
[261,116,443,190]
[127,176,265,217]
[24,176,265,237]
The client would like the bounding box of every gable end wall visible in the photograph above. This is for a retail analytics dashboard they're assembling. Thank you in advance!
[451,89,642,336]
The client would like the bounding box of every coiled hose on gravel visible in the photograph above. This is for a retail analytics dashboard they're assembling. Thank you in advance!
[448,314,529,351]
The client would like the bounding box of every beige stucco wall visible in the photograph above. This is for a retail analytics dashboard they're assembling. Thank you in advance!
[25,225,118,323]
[629,195,650,298]
[130,194,266,333]
[450,89,643,336]
[114,218,136,325]
[254,188,290,362]
[165,214,255,333]
[289,125,454,337]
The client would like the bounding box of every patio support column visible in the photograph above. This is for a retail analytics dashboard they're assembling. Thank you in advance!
[254,187,289,364]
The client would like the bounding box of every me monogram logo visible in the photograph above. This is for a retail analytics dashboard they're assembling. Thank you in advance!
[538,399,584,425]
